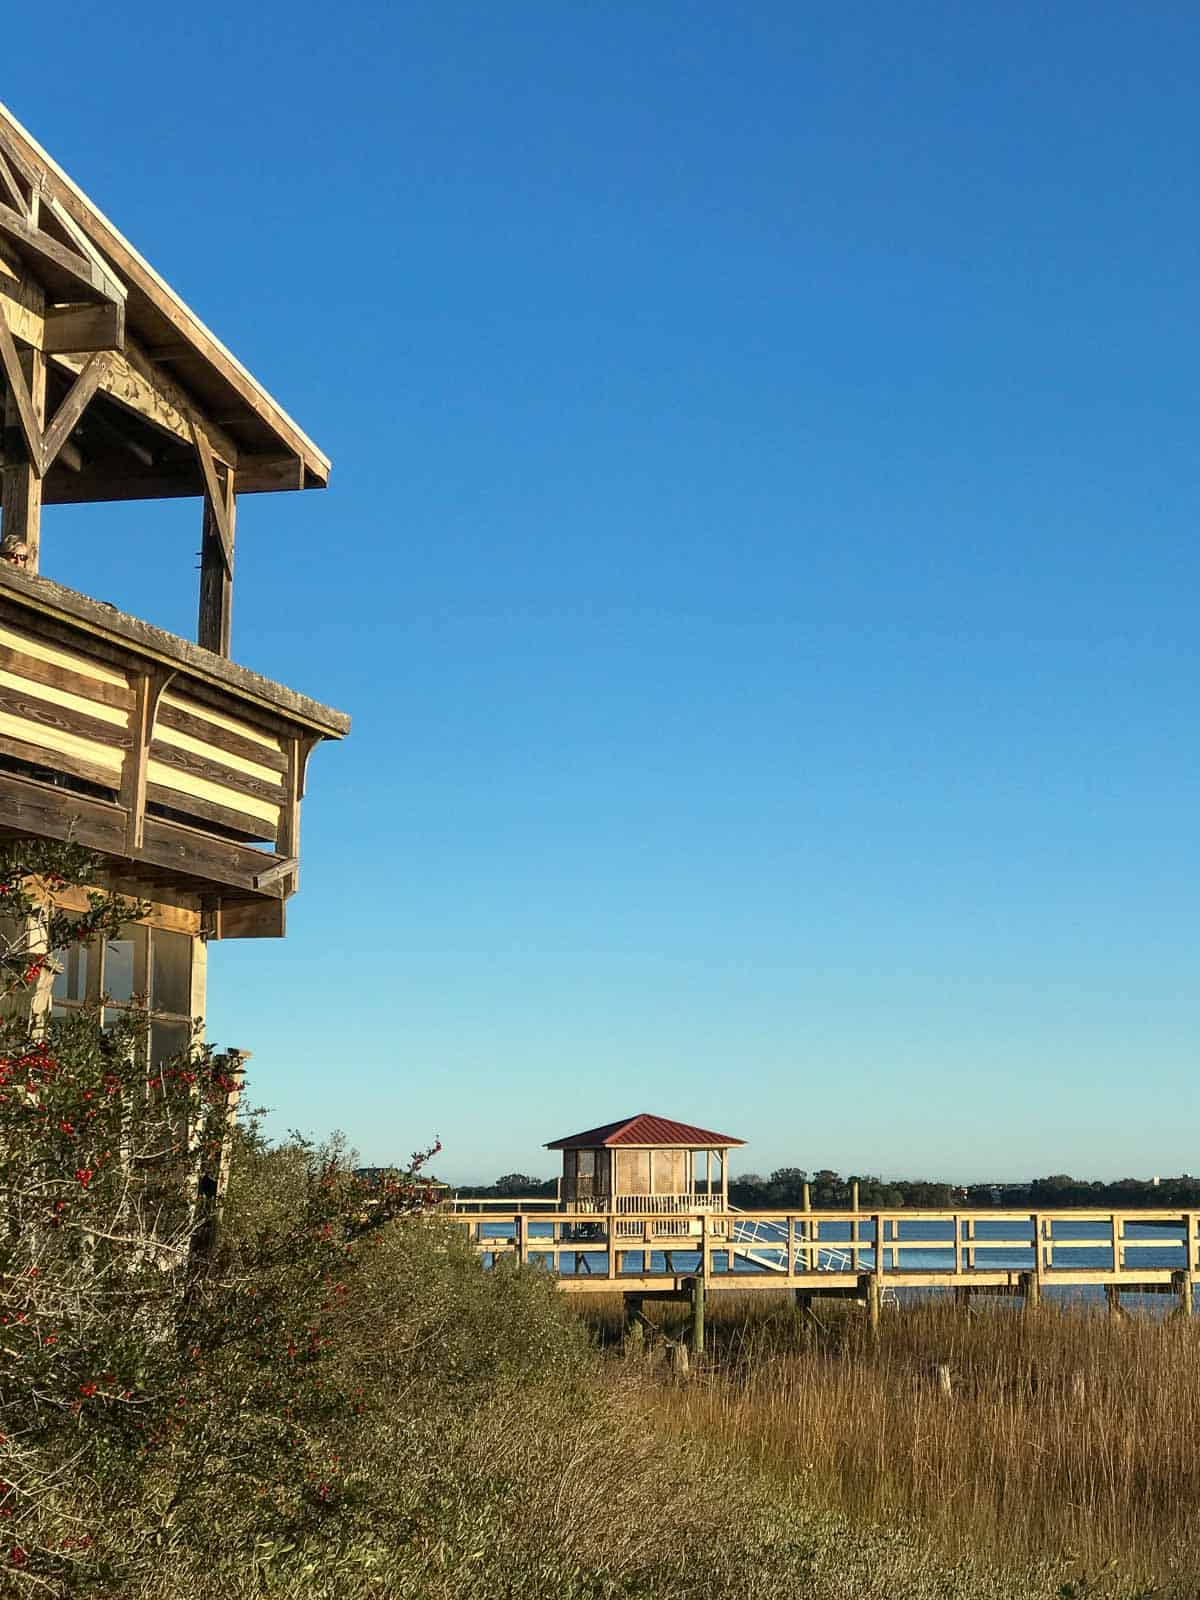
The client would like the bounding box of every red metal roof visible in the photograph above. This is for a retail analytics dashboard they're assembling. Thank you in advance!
[545,1114,745,1150]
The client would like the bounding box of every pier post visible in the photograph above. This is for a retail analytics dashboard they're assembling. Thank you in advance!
[1019,1270,1040,1312]
[1105,1283,1126,1320]
[865,1272,882,1334]
[794,1290,813,1315]
[1172,1269,1193,1318]
[513,1212,526,1270]
[851,1180,860,1270]
[687,1275,706,1354]
[622,1295,644,1349]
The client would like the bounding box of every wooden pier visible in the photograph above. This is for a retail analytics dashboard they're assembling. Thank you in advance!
[448,1204,1200,1331]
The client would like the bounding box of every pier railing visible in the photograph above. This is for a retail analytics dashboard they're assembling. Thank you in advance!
[445,1206,1200,1302]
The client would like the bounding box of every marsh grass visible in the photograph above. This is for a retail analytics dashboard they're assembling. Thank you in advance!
[582,1292,1200,1594]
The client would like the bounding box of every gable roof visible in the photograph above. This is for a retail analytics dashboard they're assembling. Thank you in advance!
[0,101,329,492]
[546,1114,745,1151]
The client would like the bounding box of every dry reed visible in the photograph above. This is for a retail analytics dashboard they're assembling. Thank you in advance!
[594,1293,1200,1591]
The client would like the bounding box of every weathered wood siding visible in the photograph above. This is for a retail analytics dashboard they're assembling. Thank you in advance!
[149,690,284,843]
[0,620,287,846]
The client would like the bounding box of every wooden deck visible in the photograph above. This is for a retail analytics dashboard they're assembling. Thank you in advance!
[447,1205,1200,1318]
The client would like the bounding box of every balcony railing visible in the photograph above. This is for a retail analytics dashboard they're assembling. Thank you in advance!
[0,569,347,921]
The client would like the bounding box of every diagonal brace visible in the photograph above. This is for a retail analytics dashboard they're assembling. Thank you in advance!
[191,418,234,574]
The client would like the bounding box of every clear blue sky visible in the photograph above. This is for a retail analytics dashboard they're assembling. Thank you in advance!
[6,3,1199,1183]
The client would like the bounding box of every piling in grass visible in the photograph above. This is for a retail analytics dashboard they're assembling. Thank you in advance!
[577,1289,1200,1589]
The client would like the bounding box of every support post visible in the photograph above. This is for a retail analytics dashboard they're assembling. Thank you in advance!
[1019,1269,1040,1312]
[851,1179,860,1266]
[1172,1269,1193,1318]
[688,1274,706,1354]
[197,458,236,655]
[513,1211,526,1270]
[1105,1283,1125,1320]
[865,1271,882,1334]
[2,338,45,568]
[1031,1212,1046,1299]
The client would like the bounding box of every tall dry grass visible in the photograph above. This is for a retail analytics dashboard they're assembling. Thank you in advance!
[601,1294,1200,1590]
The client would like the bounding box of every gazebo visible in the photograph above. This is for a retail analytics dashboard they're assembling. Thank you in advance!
[546,1113,744,1236]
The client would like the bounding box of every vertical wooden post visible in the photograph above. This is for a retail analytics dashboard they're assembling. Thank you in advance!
[965,1215,976,1270]
[851,1180,860,1268]
[1172,1269,1192,1317]
[874,1211,886,1325]
[1105,1283,1124,1320]
[1031,1212,1046,1299]
[1020,1270,1040,1312]
[1186,1212,1198,1308]
[607,1208,617,1280]
[1111,1213,1122,1275]
[513,1211,526,1270]
[866,1270,882,1334]
[2,334,46,570]
[689,1274,706,1354]
[197,464,236,656]
[787,1212,797,1280]
[953,1213,963,1278]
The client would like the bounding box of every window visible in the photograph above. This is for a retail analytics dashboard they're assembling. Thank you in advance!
[51,923,197,1067]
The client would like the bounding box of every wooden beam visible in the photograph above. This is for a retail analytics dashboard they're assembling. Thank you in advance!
[0,266,42,349]
[0,298,43,464]
[1,296,45,567]
[119,667,173,853]
[191,420,233,573]
[40,351,108,473]
[40,455,305,503]
[53,341,238,467]
[0,201,111,301]
[0,151,25,216]
[197,466,236,656]
[39,196,126,306]
[208,897,286,940]
[273,735,315,896]
[42,300,124,355]
[0,123,38,207]
[252,855,298,890]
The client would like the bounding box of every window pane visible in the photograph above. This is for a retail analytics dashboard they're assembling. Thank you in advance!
[52,943,88,1004]
[151,930,191,1016]
[150,1020,190,1068]
[104,937,135,1005]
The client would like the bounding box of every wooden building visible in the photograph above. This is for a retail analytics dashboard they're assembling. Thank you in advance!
[546,1114,744,1233]
[0,102,346,1058]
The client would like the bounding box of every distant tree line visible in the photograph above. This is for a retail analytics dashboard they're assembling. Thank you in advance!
[453,1168,1200,1209]
[455,1173,559,1200]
